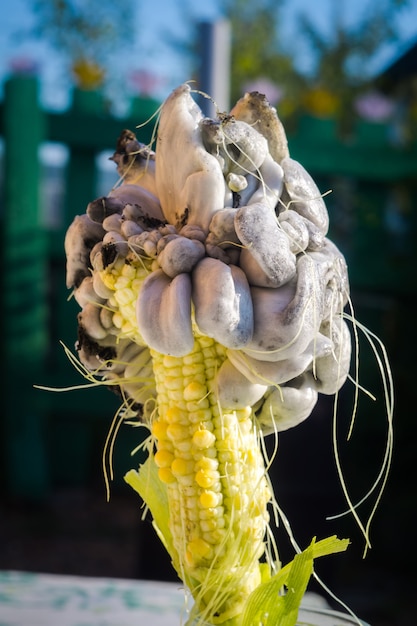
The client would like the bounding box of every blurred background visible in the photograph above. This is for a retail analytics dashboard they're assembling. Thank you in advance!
[0,1,416,625]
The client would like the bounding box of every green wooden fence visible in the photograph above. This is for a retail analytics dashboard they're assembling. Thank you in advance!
[0,74,416,499]
[0,75,160,498]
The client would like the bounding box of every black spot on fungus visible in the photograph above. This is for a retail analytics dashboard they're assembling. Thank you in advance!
[141,214,165,229]
[232,192,241,209]
[73,268,89,290]
[101,243,118,268]
[176,207,190,230]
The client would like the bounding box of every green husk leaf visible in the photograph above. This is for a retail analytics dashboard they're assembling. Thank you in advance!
[124,455,178,568]
[241,536,349,626]
[126,458,349,626]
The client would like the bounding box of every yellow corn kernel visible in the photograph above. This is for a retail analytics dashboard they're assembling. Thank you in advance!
[163,354,181,368]
[200,518,218,533]
[158,467,176,484]
[192,429,216,449]
[182,363,204,377]
[200,490,220,509]
[121,263,137,279]
[194,447,217,462]
[238,406,253,421]
[171,457,194,477]
[152,420,168,440]
[164,377,183,391]
[183,374,207,388]
[113,275,131,290]
[154,449,174,468]
[115,288,136,307]
[166,366,184,379]
[195,469,218,489]
[176,474,195,487]
[132,278,144,291]
[174,434,192,451]
[202,357,218,370]
[199,505,223,520]
[100,271,116,289]
[112,311,124,328]
[188,408,213,424]
[195,457,219,472]
[202,528,226,545]
[165,407,184,423]
[164,389,188,408]
[121,320,135,336]
[183,381,207,401]
[183,351,204,365]
[186,397,210,412]
[166,423,189,442]
[192,421,214,434]
[218,449,239,464]
[187,537,212,560]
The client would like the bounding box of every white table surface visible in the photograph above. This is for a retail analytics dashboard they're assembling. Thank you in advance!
[0,570,368,626]
[0,571,188,626]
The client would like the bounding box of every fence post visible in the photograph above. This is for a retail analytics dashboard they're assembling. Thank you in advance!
[63,88,102,227]
[197,20,231,118]
[1,74,49,498]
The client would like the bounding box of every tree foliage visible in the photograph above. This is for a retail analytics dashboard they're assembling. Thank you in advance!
[222,0,405,125]
[222,0,302,106]
[30,0,134,88]
[296,1,399,122]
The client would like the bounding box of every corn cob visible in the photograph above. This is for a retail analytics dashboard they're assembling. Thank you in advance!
[151,340,271,623]
[84,241,271,622]
[64,84,353,625]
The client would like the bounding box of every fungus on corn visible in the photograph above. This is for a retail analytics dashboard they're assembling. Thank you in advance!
[64,84,354,625]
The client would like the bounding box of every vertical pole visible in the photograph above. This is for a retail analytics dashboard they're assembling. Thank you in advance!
[1,74,49,498]
[59,90,99,483]
[64,88,99,228]
[198,20,231,118]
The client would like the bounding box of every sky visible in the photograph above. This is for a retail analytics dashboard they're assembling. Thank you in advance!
[1,0,417,112]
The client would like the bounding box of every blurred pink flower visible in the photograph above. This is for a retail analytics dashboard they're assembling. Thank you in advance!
[242,78,283,105]
[129,69,164,96]
[354,91,395,122]
[9,57,40,76]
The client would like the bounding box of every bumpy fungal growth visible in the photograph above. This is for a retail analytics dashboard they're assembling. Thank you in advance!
[65,84,352,625]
